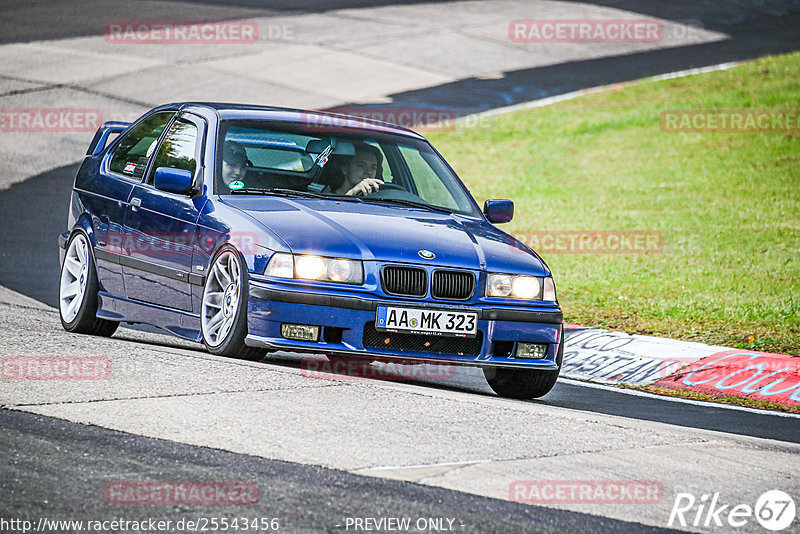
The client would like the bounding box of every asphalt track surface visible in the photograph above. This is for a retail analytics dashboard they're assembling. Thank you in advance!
[2,1,800,114]
[0,409,681,534]
[379,0,800,115]
[1,2,799,533]
[0,0,451,44]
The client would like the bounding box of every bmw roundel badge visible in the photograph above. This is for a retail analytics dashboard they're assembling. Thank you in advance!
[418,250,435,259]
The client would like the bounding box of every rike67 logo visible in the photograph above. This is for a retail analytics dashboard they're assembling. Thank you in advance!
[669,490,796,531]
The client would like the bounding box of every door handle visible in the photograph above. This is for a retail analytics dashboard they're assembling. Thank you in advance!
[130,197,142,208]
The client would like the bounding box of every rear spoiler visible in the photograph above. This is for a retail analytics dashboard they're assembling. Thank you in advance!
[86,121,130,156]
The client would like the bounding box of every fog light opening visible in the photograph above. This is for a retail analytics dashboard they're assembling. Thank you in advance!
[323,327,343,344]
[516,343,548,359]
[492,340,514,358]
[281,324,320,342]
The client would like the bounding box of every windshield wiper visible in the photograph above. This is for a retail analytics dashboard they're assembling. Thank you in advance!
[269,188,365,202]
[229,188,361,201]
[268,188,328,199]
[229,188,322,198]
[360,197,454,213]
[230,188,295,196]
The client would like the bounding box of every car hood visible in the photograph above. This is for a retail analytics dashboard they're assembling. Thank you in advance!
[222,197,547,275]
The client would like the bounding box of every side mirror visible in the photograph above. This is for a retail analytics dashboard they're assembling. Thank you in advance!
[154,167,193,195]
[484,199,514,223]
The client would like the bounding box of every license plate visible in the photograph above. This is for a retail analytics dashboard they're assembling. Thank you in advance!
[375,306,477,337]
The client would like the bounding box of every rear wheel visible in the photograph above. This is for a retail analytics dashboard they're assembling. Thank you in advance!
[484,341,563,399]
[201,247,265,361]
[59,232,118,337]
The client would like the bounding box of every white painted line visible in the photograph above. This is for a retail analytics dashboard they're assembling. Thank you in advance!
[457,61,740,123]
[560,378,800,419]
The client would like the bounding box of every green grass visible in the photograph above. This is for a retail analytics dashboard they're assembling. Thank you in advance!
[426,52,800,355]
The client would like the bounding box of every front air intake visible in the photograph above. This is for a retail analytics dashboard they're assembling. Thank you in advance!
[381,266,427,297]
[432,270,475,300]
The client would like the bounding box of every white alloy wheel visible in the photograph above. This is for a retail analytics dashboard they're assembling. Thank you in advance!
[59,233,90,323]
[202,250,242,347]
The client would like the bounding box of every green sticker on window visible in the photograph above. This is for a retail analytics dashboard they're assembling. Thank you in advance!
[228,180,244,190]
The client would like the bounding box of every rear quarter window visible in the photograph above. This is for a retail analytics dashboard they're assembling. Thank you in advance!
[108,112,174,179]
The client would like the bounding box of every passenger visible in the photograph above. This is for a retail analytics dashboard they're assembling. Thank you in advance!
[324,142,384,196]
[221,141,248,188]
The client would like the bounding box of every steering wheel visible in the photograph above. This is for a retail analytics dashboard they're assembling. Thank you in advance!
[355,182,405,196]
[376,182,404,192]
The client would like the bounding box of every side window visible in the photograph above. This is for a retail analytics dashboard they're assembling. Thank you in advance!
[146,120,198,185]
[108,112,173,179]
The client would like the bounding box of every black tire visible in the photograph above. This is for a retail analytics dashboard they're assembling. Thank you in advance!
[483,340,563,399]
[59,232,119,337]
[200,246,265,361]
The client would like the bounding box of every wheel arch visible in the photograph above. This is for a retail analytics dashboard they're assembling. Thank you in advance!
[198,231,277,282]
[63,217,98,263]
[72,214,97,246]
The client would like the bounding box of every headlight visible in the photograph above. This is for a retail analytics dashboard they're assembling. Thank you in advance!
[486,273,513,297]
[512,276,540,299]
[265,253,363,285]
[328,258,356,282]
[486,273,557,301]
[295,255,326,280]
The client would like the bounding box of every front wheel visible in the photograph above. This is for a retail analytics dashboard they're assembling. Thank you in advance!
[59,232,118,337]
[483,341,563,399]
[201,247,264,361]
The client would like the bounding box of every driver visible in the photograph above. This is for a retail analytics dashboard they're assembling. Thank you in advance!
[221,141,248,188]
[331,142,384,196]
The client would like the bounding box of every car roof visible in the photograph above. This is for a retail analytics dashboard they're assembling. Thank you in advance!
[169,102,426,140]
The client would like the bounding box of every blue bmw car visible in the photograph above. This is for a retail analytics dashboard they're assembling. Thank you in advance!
[58,102,563,399]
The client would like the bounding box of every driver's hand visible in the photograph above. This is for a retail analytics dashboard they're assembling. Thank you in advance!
[346,178,384,196]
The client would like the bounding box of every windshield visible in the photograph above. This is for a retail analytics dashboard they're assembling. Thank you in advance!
[216,120,480,217]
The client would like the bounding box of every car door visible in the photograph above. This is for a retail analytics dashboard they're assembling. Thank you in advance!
[94,111,175,298]
[121,113,206,311]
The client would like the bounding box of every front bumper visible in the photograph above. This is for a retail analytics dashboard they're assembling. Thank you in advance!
[245,279,563,370]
